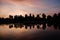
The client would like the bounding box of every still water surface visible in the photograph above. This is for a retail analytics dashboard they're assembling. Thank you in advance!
[0,24,60,40]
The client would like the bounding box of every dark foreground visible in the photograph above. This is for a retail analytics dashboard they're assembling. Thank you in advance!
[0,13,60,40]
[0,24,60,40]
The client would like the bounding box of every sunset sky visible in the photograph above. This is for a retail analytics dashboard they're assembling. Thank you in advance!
[0,0,60,18]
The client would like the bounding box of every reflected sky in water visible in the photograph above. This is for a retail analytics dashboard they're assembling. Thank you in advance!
[0,24,60,40]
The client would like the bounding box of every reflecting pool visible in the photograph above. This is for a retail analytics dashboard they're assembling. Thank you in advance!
[0,24,60,40]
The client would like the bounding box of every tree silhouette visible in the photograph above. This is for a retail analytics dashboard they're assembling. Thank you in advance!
[0,13,60,25]
[42,13,46,23]
[53,13,57,24]
[47,15,53,23]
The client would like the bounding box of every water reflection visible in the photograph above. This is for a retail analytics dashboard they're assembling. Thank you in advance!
[0,23,60,40]
[9,23,60,30]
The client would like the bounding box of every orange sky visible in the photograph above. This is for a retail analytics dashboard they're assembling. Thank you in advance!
[0,0,60,18]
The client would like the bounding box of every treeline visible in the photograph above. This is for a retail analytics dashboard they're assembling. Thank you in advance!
[0,13,60,24]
